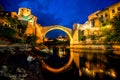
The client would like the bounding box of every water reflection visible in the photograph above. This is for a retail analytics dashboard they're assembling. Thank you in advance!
[43,47,70,69]
[0,45,120,80]
[72,49,119,80]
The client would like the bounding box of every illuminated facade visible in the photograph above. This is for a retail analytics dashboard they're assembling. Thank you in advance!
[0,11,17,27]
[74,1,120,44]
[0,1,119,44]
[88,1,120,27]
[17,8,43,43]
[97,2,120,23]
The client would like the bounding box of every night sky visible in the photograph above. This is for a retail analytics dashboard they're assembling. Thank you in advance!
[0,0,119,38]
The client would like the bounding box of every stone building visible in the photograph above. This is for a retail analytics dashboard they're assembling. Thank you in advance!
[0,8,43,43]
[17,8,43,43]
[88,1,120,27]
[0,9,18,27]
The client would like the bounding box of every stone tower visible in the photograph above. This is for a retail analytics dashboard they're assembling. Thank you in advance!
[18,8,43,43]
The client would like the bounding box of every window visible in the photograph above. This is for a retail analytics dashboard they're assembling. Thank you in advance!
[112,9,115,13]
[100,15,103,19]
[27,9,29,12]
[6,13,8,15]
[21,9,23,11]
[117,7,120,11]
[91,19,95,27]
[101,20,104,23]
[105,13,108,17]
[100,15,103,21]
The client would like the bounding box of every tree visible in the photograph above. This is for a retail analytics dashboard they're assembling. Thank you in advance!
[25,34,38,47]
[100,13,120,44]
[110,13,120,43]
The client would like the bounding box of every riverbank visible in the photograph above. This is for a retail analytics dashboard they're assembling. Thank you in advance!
[70,44,120,50]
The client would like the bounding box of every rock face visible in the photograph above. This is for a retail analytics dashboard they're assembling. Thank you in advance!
[18,8,43,43]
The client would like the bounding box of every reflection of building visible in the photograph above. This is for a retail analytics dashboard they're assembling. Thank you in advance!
[57,35,69,41]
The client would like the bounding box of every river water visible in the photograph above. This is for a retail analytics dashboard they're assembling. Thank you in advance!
[43,47,120,80]
[0,46,120,80]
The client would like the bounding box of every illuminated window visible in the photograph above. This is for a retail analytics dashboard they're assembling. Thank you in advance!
[112,9,115,13]
[118,7,120,11]
[6,13,8,15]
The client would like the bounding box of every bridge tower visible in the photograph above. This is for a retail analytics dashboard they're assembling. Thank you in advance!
[72,23,80,44]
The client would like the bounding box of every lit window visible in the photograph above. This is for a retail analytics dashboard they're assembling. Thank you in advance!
[117,7,120,11]
[6,13,8,15]
[112,9,115,13]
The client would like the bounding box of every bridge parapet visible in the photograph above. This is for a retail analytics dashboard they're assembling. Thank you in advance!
[42,25,72,40]
[42,25,72,34]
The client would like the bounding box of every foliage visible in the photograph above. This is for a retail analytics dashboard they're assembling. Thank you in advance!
[0,24,17,42]
[101,13,120,44]
[79,34,86,41]
[90,35,96,40]
[0,16,29,44]
[25,34,38,46]
[101,20,110,26]
[110,13,120,35]
[6,17,27,33]
[110,13,120,43]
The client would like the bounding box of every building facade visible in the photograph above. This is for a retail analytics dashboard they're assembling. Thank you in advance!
[88,1,120,27]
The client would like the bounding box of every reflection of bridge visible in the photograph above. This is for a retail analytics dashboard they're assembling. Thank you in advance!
[42,25,73,44]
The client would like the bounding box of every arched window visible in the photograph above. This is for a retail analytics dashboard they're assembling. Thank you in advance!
[117,7,120,11]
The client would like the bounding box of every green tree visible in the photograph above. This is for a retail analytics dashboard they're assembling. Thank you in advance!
[25,34,38,47]
[110,13,120,43]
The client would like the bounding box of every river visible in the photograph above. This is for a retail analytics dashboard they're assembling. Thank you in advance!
[0,45,120,80]
[43,47,120,80]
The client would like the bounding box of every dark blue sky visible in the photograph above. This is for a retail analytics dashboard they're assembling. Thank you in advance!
[0,0,119,38]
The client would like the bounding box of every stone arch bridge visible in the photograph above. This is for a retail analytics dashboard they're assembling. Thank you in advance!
[42,25,73,44]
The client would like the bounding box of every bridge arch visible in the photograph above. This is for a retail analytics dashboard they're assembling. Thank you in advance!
[42,25,73,44]
[41,25,73,73]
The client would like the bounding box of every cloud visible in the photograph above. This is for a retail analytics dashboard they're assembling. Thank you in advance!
[37,12,63,26]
